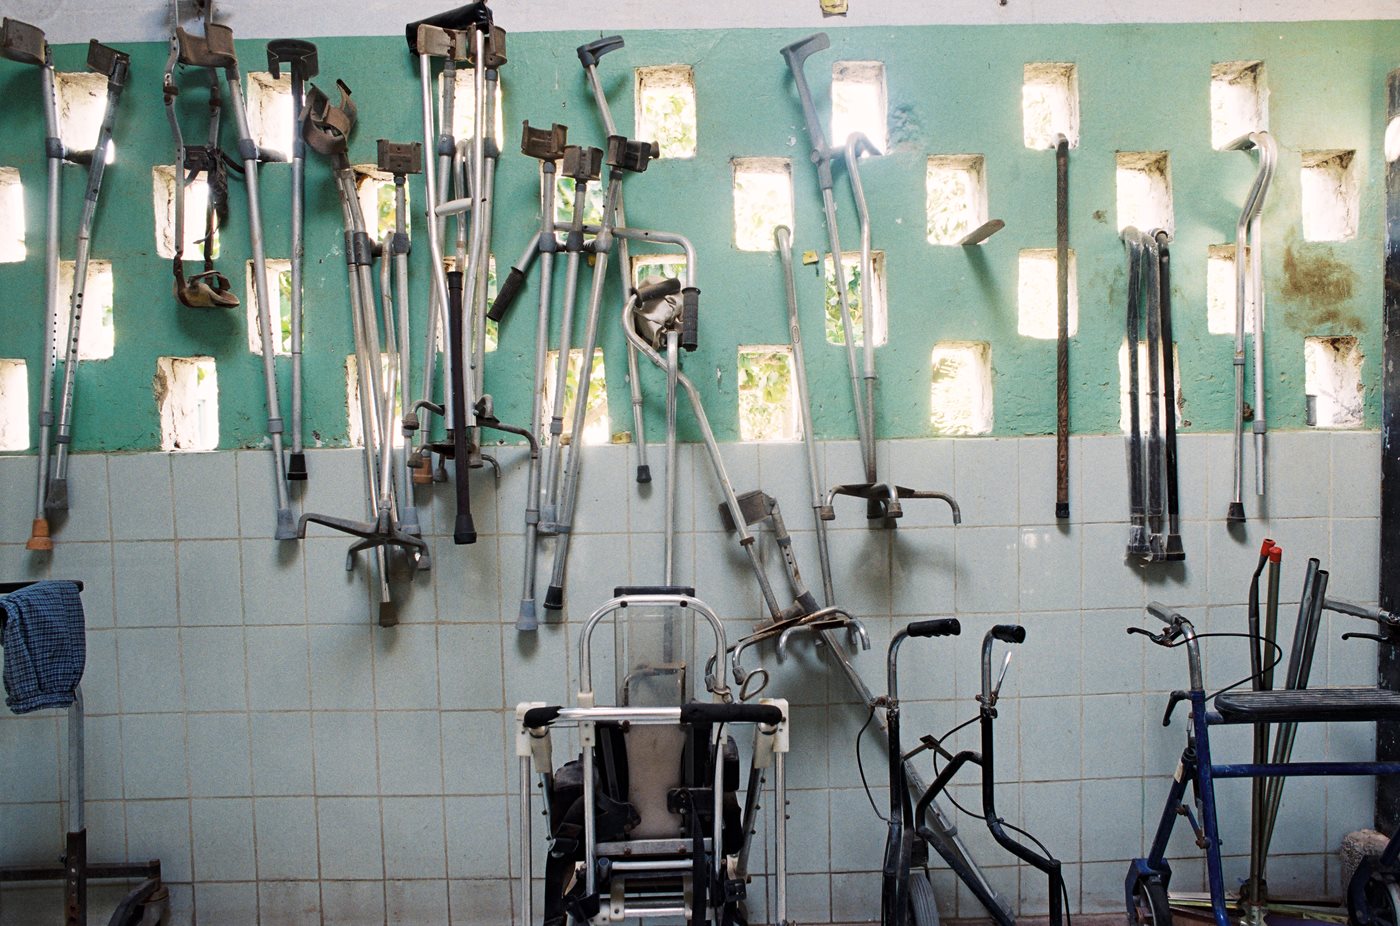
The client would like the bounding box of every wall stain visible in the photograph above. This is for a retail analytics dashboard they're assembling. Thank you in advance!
[1280,236,1363,332]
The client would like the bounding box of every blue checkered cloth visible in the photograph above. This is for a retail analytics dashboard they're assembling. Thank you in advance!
[1,580,86,715]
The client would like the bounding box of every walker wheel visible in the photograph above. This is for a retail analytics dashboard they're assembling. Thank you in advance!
[1130,876,1172,926]
[1349,868,1400,926]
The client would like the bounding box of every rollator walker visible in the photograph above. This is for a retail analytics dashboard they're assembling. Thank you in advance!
[516,588,791,925]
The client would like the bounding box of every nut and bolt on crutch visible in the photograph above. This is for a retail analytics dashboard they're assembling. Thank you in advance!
[8,22,130,551]
[1225,131,1276,523]
[266,39,319,485]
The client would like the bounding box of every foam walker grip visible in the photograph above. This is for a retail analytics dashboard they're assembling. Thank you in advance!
[991,624,1026,644]
[681,287,700,351]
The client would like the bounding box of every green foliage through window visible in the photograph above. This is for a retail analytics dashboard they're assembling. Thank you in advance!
[737,346,800,442]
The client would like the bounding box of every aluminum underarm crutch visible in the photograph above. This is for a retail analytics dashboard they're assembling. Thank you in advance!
[187,20,295,538]
[1141,231,1166,560]
[45,42,130,529]
[577,35,653,486]
[1225,131,1277,522]
[2,18,63,552]
[267,40,319,485]
[1155,230,1185,560]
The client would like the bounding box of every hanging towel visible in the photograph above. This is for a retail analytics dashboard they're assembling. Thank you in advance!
[1,580,86,715]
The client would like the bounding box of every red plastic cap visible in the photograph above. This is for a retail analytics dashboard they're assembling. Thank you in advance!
[1268,546,1282,563]
[1259,538,1275,556]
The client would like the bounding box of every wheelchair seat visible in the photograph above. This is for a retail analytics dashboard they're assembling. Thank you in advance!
[1213,687,1400,724]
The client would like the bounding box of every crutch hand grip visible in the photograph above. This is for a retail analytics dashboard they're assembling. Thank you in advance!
[636,277,681,302]
[681,287,700,352]
[907,618,961,638]
[779,32,830,73]
[577,35,623,67]
[990,624,1025,644]
[487,266,526,321]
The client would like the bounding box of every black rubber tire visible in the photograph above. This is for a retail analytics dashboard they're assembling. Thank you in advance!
[909,872,941,926]
[1130,876,1172,926]
[1352,872,1400,926]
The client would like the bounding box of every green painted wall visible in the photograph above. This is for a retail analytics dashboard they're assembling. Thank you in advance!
[0,21,1393,451]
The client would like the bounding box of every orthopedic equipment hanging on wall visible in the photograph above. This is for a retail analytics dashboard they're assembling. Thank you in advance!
[2,19,130,553]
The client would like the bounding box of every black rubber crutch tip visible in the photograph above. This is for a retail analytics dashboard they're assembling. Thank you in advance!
[543,585,565,611]
[286,452,308,481]
[636,464,652,484]
[1055,502,1070,520]
[1226,502,1246,523]
[453,514,477,545]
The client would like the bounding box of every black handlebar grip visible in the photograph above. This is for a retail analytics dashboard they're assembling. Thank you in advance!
[522,705,562,728]
[679,702,785,726]
[635,277,681,303]
[577,35,624,67]
[991,624,1026,644]
[487,266,525,322]
[907,618,961,638]
[681,287,700,352]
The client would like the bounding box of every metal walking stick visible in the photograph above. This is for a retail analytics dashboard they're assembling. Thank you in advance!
[43,41,131,533]
[3,18,64,552]
[1055,134,1071,521]
[1225,131,1277,522]
[267,39,319,484]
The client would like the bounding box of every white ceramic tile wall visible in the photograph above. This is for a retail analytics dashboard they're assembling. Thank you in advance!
[0,430,1381,925]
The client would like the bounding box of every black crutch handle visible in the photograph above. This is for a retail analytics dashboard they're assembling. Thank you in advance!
[679,702,785,726]
[577,35,624,67]
[990,624,1026,644]
[487,266,525,322]
[907,618,961,638]
[680,287,700,352]
[266,39,319,81]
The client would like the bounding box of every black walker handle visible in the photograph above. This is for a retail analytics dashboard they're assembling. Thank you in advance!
[908,618,961,638]
[680,702,785,726]
[990,624,1026,644]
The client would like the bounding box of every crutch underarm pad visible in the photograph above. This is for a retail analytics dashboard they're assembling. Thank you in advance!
[405,2,491,52]
[991,624,1026,644]
[522,705,562,728]
[680,702,785,726]
[908,618,961,638]
[487,267,525,321]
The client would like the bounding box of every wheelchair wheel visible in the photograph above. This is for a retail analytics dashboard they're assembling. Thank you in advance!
[908,872,941,926]
[1349,869,1400,926]
[1130,876,1172,926]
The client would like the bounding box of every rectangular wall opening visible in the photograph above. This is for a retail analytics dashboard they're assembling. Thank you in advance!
[1118,340,1184,435]
[246,71,293,161]
[1023,63,1079,150]
[1211,61,1268,150]
[930,341,992,436]
[1207,244,1253,335]
[926,155,987,245]
[1300,150,1359,242]
[153,165,218,260]
[354,166,408,242]
[55,259,115,360]
[446,69,506,143]
[156,356,219,452]
[1304,335,1364,428]
[1387,116,1400,163]
[731,158,793,252]
[0,359,29,451]
[346,355,404,448]
[1017,249,1078,339]
[632,254,688,290]
[544,348,609,446]
[246,259,294,355]
[0,167,25,263]
[635,65,697,159]
[830,61,888,154]
[553,173,606,243]
[824,250,887,346]
[737,345,801,442]
[1115,151,1174,236]
[56,71,114,163]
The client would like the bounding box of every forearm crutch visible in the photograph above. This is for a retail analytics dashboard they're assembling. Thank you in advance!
[1225,131,1277,521]
[267,39,319,484]
[3,18,63,552]
[175,13,295,536]
[43,41,131,531]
